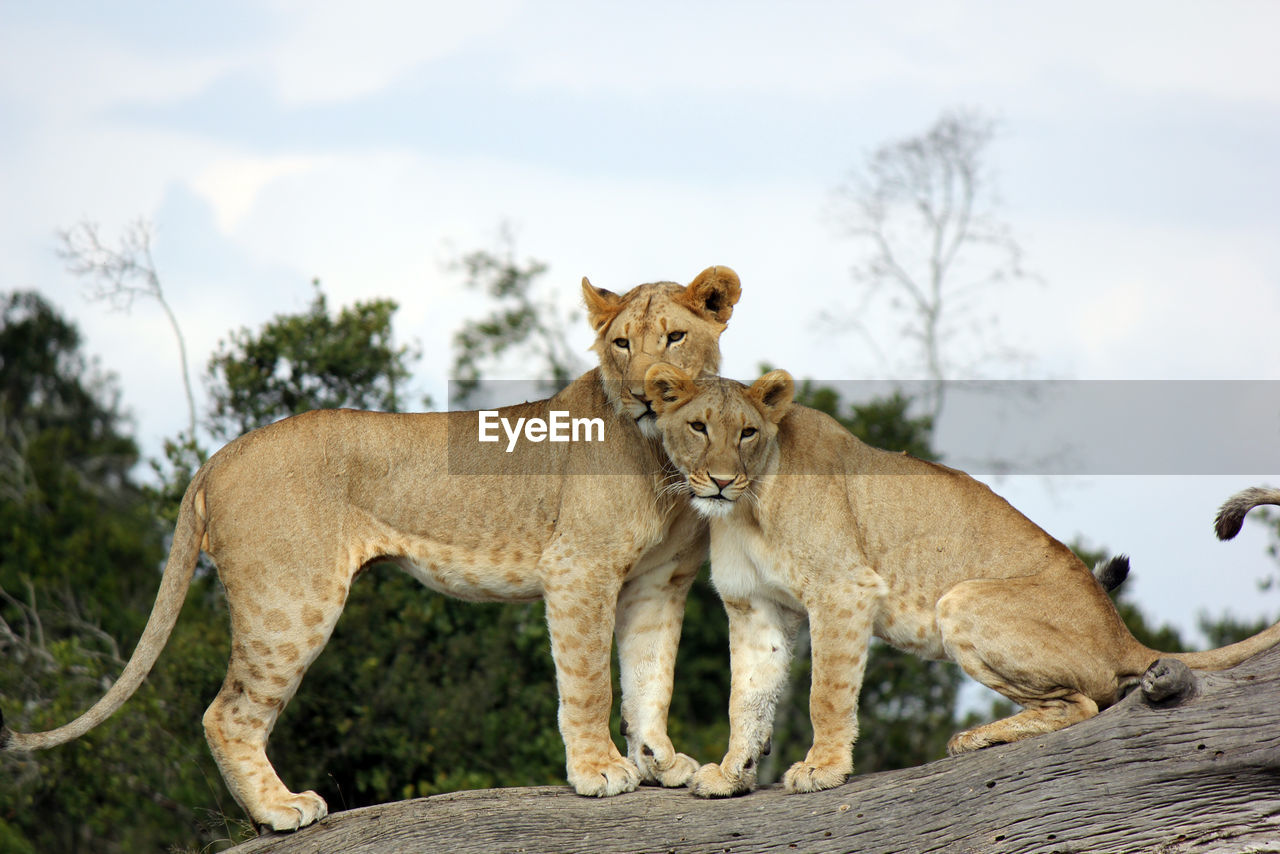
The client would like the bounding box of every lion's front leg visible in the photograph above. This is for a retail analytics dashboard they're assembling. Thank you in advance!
[614,553,702,788]
[691,596,803,798]
[782,568,882,795]
[545,579,640,797]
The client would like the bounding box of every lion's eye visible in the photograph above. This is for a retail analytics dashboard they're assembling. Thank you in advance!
[741,427,757,439]
[613,338,629,350]
[667,331,685,344]
[690,421,707,434]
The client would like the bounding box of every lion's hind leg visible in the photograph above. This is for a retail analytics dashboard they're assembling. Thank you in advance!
[945,694,1098,755]
[204,572,350,831]
[936,572,1114,755]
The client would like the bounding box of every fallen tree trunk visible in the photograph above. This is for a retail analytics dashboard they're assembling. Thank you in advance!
[229,647,1280,854]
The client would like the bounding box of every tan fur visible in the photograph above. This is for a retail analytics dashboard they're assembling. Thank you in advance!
[0,268,742,831]
[644,364,1280,798]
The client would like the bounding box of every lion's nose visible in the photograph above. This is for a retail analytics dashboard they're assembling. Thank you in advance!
[711,476,734,490]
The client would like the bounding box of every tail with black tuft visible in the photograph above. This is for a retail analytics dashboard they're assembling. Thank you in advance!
[1093,554,1130,592]
[1214,487,1280,541]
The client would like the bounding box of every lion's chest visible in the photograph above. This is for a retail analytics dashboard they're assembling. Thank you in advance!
[707,521,805,612]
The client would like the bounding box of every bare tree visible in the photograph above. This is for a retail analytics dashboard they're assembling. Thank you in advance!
[830,109,1036,420]
[56,219,197,437]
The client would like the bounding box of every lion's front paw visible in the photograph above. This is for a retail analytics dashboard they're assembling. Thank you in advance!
[658,752,700,787]
[689,762,753,798]
[254,789,328,832]
[782,761,847,794]
[635,744,700,788]
[946,726,996,756]
[569,755,641,797]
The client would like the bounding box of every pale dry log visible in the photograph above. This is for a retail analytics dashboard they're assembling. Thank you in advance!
[229,647,1280,854]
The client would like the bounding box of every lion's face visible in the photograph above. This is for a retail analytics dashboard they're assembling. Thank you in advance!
[644,365,794,518]
[583,267,741,438]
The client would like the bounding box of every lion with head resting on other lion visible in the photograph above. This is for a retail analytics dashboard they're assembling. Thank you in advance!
[644,363,1280,798]
[0,267,742,831]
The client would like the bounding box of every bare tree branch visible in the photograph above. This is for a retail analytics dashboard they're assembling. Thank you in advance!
[56,218,198,437]
[831,109,1038,421]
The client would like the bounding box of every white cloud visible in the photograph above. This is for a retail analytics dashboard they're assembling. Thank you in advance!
[262,0,519,104]
[190,155,334,232]
[479,0,1280,108]
[1004,215,1280,380]
[0,20,233,118]
[1070,2,1280,104]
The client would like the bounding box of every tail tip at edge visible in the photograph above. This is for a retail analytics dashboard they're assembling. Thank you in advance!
[1214,487,1279,541]
[0,707,11,750]
[1215,505,1245,541]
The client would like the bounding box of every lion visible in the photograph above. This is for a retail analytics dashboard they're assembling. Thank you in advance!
[0,266,742,831]
[642,363,1280,798]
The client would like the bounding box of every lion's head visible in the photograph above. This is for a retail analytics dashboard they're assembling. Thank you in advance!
[582,267,741,438]
[644,364,794,517]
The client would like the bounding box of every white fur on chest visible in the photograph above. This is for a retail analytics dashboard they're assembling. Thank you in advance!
[707,520,804,612]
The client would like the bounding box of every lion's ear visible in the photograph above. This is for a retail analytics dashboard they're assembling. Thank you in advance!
[645,363,697,414]
[747,370,794,424]
[679,266,741,325]
[582,277,624,333]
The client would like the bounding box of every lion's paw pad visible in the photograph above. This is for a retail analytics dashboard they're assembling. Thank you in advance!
[640,750,700,788]
[946,728,993,756]
[782,762,847,794]
[689,762,751,798]
[571,757,641,797]
[256,790,328,832]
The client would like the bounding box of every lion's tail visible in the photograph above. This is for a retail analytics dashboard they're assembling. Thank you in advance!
[1129,486,1280,673]
[1159,621,1280,671]
[1,472,209,752]
[1213,486,1280,541]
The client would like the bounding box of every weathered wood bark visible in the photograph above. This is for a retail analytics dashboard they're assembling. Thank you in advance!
[229,647,1280,854]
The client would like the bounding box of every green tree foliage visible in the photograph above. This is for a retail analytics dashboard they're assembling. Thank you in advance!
[448,230,585,405]
[274,572,565,806]
[665,573,732,765]
[206,280,414,441]
[0,292,234,853]
[1260,508,1280,569]
[1,285,438,852]
[0,291,145,619]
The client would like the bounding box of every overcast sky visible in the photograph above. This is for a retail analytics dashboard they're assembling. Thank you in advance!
[3,1,1279,645]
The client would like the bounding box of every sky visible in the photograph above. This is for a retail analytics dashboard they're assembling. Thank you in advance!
[3,1,1280,646]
